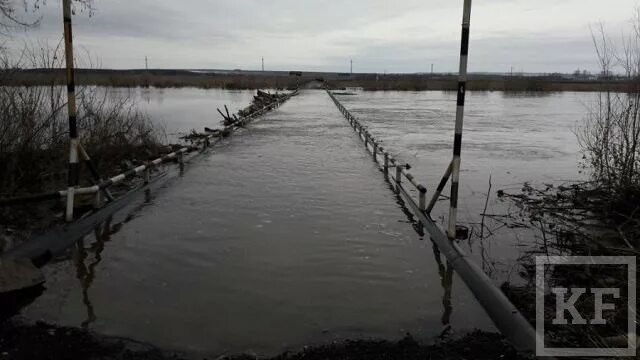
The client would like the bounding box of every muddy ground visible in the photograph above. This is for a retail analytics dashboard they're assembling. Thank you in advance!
[0,317,524,360]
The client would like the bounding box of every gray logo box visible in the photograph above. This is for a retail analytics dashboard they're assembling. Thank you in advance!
[536,256,636,357]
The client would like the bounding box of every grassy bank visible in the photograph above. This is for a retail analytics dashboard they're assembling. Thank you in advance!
[2,69,633,92]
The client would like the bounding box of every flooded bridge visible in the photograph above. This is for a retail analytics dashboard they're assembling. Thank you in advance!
[0,0,543,357]
[1,88,537,355]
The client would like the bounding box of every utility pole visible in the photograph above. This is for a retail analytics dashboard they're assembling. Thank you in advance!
[145,56,148,71]
[431,63,434,74]
[350,59,353,75]
[262,56,264,71]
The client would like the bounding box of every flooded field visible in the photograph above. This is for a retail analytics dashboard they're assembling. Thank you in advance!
[20,88,592,357]
[113,87,257,142]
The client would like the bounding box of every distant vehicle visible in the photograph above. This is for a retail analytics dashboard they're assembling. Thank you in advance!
[289,71,302,76]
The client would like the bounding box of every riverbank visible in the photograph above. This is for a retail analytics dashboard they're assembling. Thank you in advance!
[0,318,524,360]
[1,68,632,92]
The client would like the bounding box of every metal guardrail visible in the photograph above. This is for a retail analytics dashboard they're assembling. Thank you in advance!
[0,90,298,208]
[326,89,538,354]
[326,90,427,206]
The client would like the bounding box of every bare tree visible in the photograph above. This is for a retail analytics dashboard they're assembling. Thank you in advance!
[0,0,93,34]
[578,14,640,200]
[0,44,163,194]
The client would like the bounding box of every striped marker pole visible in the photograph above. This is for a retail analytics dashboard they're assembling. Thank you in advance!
[447,0,472,240]
[63,0,79,222]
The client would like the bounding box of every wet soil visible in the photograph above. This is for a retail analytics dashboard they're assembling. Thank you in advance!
[0,318,525,360]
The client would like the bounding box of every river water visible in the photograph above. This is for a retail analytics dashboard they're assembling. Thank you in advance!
[20,88,593,357]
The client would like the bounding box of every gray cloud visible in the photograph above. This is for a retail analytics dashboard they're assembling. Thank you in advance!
[6,0,637,73]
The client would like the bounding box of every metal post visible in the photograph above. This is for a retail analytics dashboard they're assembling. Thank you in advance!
[93,190,101,209]
[372,141,377,162]
[418,185,427,212]
[395,164,402,194]
[178,151,184,173]
[447,0,472,240]
[144,166,150,184]
[63,0,78,222]
[427,160,453,214]
[383,152,389,176]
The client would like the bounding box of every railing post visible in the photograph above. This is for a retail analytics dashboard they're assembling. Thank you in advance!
[418,185,427,212]
[395,163,402,194]
[144,166,150,184]
[93,189,101,209]
[178,151,184,173]
[65,188,75,221]
[372,141,377,162]
[383,152,389,176]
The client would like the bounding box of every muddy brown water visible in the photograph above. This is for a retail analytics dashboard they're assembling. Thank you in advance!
[19,88,592,357]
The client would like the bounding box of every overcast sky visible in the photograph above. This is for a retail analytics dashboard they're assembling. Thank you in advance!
[6,0,639,73]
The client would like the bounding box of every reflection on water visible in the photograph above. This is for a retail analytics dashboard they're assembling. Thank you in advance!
[65,211,459,349]
[19,89,590,356]
[72,217,116,329]
[431,243,454,335]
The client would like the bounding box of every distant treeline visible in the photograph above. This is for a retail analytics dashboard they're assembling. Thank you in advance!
[0,68,634,92]
[0,69,299,90]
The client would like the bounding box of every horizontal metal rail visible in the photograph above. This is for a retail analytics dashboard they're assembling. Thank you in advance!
[0,172,169,265]
[326,89,537,354]
[0,90,298,206]
[326,91,427,208]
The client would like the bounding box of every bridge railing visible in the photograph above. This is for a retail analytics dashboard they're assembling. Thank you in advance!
[326,90,428,211]
[326,89,538,354]
[0,90,298,208]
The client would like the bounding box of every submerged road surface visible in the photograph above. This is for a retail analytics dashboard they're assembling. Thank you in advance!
[23,90,494,357]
